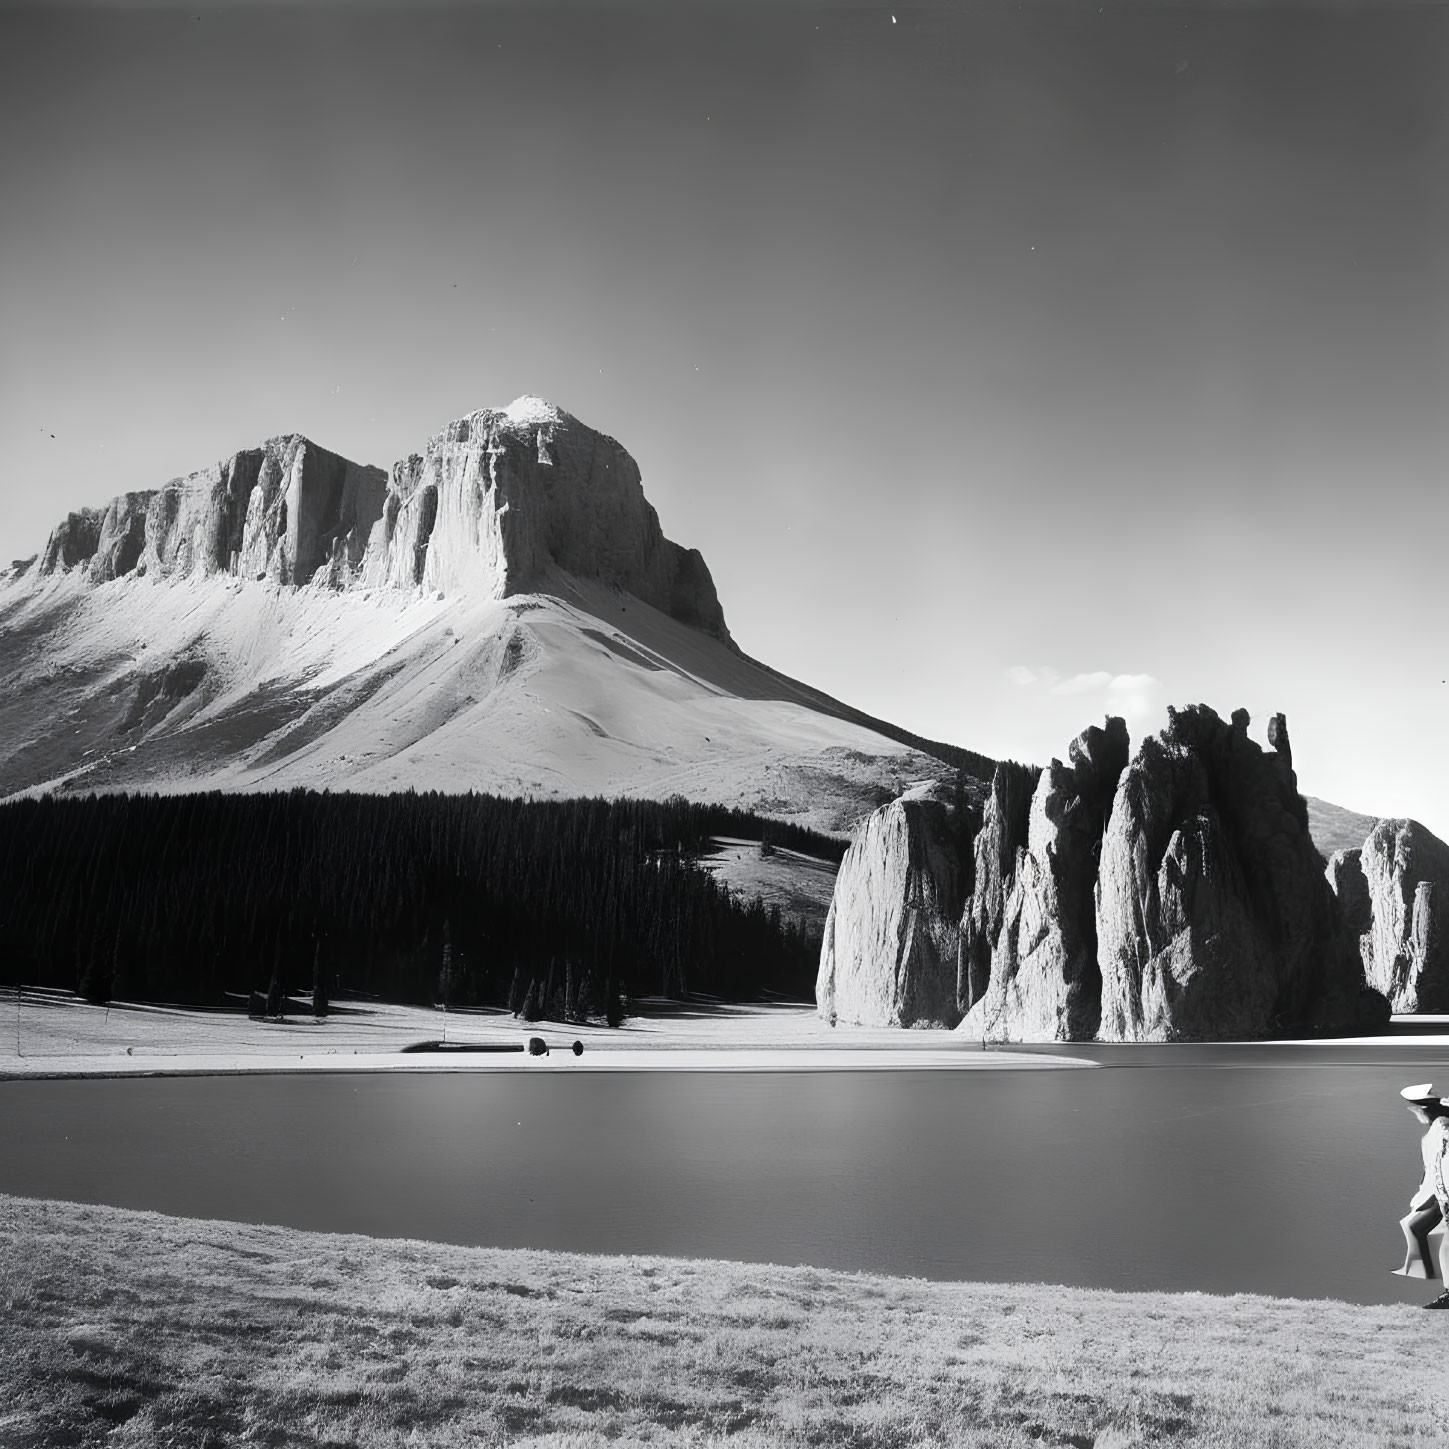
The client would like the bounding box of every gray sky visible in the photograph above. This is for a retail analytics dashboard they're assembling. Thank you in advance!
[2,0,1447,834]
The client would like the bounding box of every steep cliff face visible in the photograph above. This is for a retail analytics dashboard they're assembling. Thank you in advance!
[237,439,385,584]
[959,717,1128,1043]
[814,702,1387,1042]
[957,760,1039,1015]
[1315,846,1394,1033]
[1094,705,1345,1041]
[39,510,104,573]
[1357,819,1449,1012]
[38,439,386,587]
[35,398,732,643]
[816,781,975,1028]
[355,398,730,640]
[1327,847,1372,941]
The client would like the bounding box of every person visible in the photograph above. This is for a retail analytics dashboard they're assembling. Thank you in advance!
[1395,1083,1449,1307]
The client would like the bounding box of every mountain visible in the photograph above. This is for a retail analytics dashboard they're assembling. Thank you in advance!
[0,398,989,835]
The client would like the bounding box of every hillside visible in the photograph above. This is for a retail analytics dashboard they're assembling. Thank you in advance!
[1305,795,1381,857]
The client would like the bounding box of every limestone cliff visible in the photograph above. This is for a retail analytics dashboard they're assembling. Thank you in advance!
[1326,848,1372,937]
[959,717,1128,1043]
[39,438,386,586]
[1326,846,1374,979]
[1094,705,1346,1041]
[35,397,732,642]
[356,398,731,640]
[39,509,104,573]
[1356,819,1449,1013]
[820,702,1381,1042]
[957,760,1039,1015]
[816,781,976,1028]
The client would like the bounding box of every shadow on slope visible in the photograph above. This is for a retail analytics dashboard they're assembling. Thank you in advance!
[555,572,993,781]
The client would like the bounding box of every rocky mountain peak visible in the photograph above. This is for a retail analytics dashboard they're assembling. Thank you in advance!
[30,400,732,644]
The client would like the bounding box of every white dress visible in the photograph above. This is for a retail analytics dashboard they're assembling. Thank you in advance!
[1411,1117,1449,1210]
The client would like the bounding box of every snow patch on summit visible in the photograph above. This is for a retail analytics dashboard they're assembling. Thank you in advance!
[502,395,561,426]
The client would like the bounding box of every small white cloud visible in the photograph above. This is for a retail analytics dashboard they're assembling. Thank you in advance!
[1049,670,1113,697]
[1008,664,1165,726]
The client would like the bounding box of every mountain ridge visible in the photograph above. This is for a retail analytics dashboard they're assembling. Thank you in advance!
[0,399,989,834]
[26,397,734,648]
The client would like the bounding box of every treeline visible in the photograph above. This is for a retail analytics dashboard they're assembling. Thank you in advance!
[0,792,832,1012]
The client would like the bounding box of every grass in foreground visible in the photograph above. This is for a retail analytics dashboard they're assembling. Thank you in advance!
[1,1194,1445,1449]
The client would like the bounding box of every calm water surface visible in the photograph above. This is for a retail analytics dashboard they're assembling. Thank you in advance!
[6,1045,1449,1305]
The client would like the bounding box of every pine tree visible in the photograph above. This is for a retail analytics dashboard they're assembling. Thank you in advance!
[110,933,135,1004]
[312,937,328,1018]
[575,969,595,1024]
[438,918,454,1009]
[78,952,111,1006]
[520,978,542,1022]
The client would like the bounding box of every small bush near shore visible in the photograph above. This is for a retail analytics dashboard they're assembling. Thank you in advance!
[2,1193,1447,1448]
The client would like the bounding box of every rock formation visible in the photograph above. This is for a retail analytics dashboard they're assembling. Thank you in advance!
[813,702,1389,1042]
[957,760,1039,1015]
[1326,845,1376,982]
[1326,847,1372,941]
[356,398,731,639]
[1355,819,1449,1012]
[33,397,732,642]
[816,702,1394,1042]
[1094,704,1354,1041]
[39,438,387,587]
[959,717,1129,1042]
[39,510,103,573]
[1314,846,1393,1033]
[816,780,977,1028]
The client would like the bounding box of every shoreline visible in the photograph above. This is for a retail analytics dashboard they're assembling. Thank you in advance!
[0,1046,1094,1081]
[5,1191,1447,1448]
[0,991,1095,1080]
[7,991,1449,1081]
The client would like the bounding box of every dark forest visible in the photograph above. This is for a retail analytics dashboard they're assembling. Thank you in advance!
[0,792,839,1015]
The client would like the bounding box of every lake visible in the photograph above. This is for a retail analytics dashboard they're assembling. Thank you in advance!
[6,1044,1449,1305]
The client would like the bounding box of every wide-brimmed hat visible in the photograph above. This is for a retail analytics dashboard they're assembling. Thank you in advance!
[1402,1083,1440,1104]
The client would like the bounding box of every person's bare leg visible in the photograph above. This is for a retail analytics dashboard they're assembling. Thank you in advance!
[1397,1204,1442,1278]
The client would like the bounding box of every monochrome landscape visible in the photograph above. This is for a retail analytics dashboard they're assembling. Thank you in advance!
[3,1,1449,1445]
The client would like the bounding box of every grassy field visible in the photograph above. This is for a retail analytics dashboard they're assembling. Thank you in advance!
[3,1194,1446,1448]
